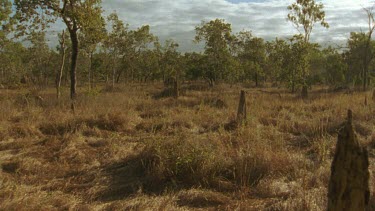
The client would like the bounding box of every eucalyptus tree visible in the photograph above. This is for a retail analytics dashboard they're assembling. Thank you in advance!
[14,0,104,101]
[80,19,106,91]
[195,19,234,86]
[360,7,375,90]
[25,31,52,86]
[346,32,375,87]
[265,38,290,86]
[128,25,156,82]
[236,31,266,86]
[286,34,320,93]
[160,39,180,84]
[104,12,128,87]
[184,52,206,81]
[322,47,347,87]
[287,0,329,97]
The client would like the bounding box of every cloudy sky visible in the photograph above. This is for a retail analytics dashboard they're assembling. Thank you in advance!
[48,0,374,51]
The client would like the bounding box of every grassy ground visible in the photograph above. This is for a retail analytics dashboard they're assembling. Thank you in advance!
[1,83,375,210]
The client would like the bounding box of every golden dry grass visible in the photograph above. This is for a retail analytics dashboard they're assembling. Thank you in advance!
[1,83,375,210]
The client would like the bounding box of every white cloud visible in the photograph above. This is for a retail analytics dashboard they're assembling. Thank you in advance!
[46,0,375,51]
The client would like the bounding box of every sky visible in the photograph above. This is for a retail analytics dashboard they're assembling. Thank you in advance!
[49,0,375,52]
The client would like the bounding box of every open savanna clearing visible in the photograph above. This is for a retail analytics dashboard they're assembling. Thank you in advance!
[1,84,375,210]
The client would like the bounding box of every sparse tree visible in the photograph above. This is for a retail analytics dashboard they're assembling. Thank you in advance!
[236,31,266,86]
[361,7,375,90]
[287,0,329,97]
[80,19,106,91]
[346,32,375,87]
[14,0,104,102]
[25,31,52,87]
[323,47,348,87]
[104,12,128,88]
[195,19,234,86]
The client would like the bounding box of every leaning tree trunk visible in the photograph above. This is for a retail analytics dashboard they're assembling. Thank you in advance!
[56,30,66,99]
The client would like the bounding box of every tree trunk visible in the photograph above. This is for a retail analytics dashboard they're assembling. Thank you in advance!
[209,78,215,87]
[56,30,66,99]
[69,29,78,100]
[301,85,308,99]
[91,54,96,88]
[116,69,122,83]
[88,51,93,91]
[364,65,368,91]
[1,68,3,85]
[291,67,295,93]
[112,68,116,89]
[237,90,247,125]
[291,82,295,93]
[174,69,180,99]
[173,80,179,99]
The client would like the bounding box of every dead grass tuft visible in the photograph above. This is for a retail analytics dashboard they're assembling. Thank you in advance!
[1,84,375,210]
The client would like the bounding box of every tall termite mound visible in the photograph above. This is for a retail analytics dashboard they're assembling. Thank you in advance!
[327,110,370,211]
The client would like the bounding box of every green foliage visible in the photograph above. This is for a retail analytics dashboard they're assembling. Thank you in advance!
[235,31,266,85]
[265,35,321,91]
[160,39,181,82]
[287,0,329,43]
[184,52,205,80]
[0,0,13,45]
[322,47,347,87]
[0,42,27,85]
[287,0,328,94]
[14,0,104,36]
[345,32,375,87]
[14,0,104,99]
[265,38,289,85]
[1,0,373,93]
[195,19,235,85]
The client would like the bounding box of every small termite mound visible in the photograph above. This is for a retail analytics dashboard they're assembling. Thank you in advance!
[224,90,247,131]
[327,110,370,211]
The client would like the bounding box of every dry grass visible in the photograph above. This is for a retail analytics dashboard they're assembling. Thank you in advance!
[1,83,375,210]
